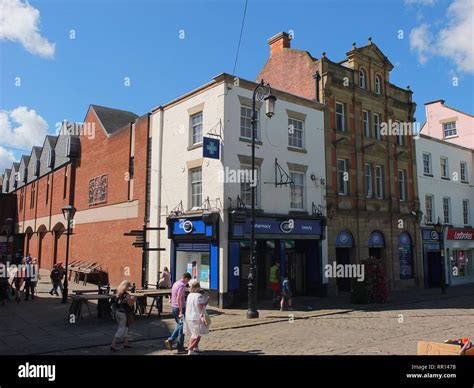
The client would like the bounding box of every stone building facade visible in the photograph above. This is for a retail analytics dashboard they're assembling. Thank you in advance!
[258,32,421,293]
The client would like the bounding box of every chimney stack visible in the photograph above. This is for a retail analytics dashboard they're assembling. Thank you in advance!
[268,32,291,56]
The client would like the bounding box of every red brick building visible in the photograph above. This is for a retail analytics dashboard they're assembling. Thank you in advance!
[1,105,150,286]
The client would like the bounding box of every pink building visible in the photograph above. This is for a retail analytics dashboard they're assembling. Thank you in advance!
[422,100,474,149]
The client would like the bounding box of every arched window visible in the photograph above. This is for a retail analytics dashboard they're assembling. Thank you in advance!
[375,75,382,94]
[359,68,367,89]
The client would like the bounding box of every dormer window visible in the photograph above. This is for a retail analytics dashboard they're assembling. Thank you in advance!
[47,149,55,168]
[375,75,382,94]
[35,160,40,177]
[359,68,367,89]
[23,168,28,183]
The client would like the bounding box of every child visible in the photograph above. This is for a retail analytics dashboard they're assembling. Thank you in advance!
[280,273,292,311]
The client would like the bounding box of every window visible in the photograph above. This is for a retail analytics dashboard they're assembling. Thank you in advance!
[443,121,457,138]
[63,166,68,199]
[422,153,432,175]
[374,113,380,140]
[240,165,259,207]
[288,118,305,149]
[396,121,404,146]
[443,197,451,224]
[365,163,372,198]
[129,156,135,179]
[363,110,370,137]
[359,68,366,89]
[336,102,345,131]
[398,169,406,201]
[47,149,55,168]
[425,195,434,224]
[240,106,259,140]
[337,158,348,195]
[46,175,50,204]
[375,75,382,94]
[30,182,35,209]
[191,112,203,145]
[460,162,468,182]
[19,188,24,211]
[440,157,449,179]
[375,165,384,199]
[290,172,305,209]
[463,199,470,225]
[190,168,202,208]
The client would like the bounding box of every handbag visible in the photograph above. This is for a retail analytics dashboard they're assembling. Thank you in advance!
[202,313,211,327]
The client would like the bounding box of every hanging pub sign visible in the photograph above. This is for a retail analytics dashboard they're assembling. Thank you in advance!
[203,137,220,160]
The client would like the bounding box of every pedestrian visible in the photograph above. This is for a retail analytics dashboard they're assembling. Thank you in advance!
[13,250,22,265]
[158,266,171,289]
[24,253,32,265]
[164,272,192,353]
[110,280,136,351]
[280,273,292,311]
[269,261,280,305]
[13,258,26,302]
[49,263,65,296]
[25,258,38,301]
[184,281,209,355]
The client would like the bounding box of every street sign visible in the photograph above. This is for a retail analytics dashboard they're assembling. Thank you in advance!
[203,137,220,160]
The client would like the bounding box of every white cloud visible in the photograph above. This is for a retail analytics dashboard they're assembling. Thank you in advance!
[409,0,474,73]
[437,0,474,73]
[409,24,433,64]
[0,0,55,58]
[0,146,16,172]
[0,106,48,150]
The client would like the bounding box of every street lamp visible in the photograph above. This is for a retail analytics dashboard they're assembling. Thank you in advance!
[4,218,13,263]
[247,80,276,319]
[61,205,76,303]
[434,218,446,294]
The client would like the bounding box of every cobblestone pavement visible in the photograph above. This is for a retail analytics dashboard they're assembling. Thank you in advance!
[2,270,474,355]
[54,293,474,356]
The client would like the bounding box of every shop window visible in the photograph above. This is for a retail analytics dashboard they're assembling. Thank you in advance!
[399,232,413,279]
[176,250,210,289]
[450,250,473,279]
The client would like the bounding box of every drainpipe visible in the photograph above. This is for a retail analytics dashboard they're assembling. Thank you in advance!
[352,69,361,263]
[156,108,164,278]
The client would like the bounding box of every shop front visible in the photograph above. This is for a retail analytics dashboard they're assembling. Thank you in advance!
[421,228,441,288]
[335,230,354,292]
[227,211,326,307]
[446,229,474,286]
[167,213,219,305]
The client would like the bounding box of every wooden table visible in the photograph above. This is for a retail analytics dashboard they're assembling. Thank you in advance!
[130,289,172,318]
[69,293,115,320]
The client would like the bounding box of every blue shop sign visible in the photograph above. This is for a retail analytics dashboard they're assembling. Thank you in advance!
[169,218,215,239]
[203,137,220,160]
[422,228,439,241]
[232,217,322,238]
[335,230,354,248]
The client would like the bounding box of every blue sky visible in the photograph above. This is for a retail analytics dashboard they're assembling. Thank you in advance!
[0,0,473,169]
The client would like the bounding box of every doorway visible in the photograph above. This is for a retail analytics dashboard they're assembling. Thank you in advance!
[427,251,441,287]
[285,251,305,295]
[336,248,351,292]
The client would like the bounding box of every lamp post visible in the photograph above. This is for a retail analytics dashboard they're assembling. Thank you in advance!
[61,205,76,303]
[247,80,276,319]
[4,218,13,264]
[434,218,446,294]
